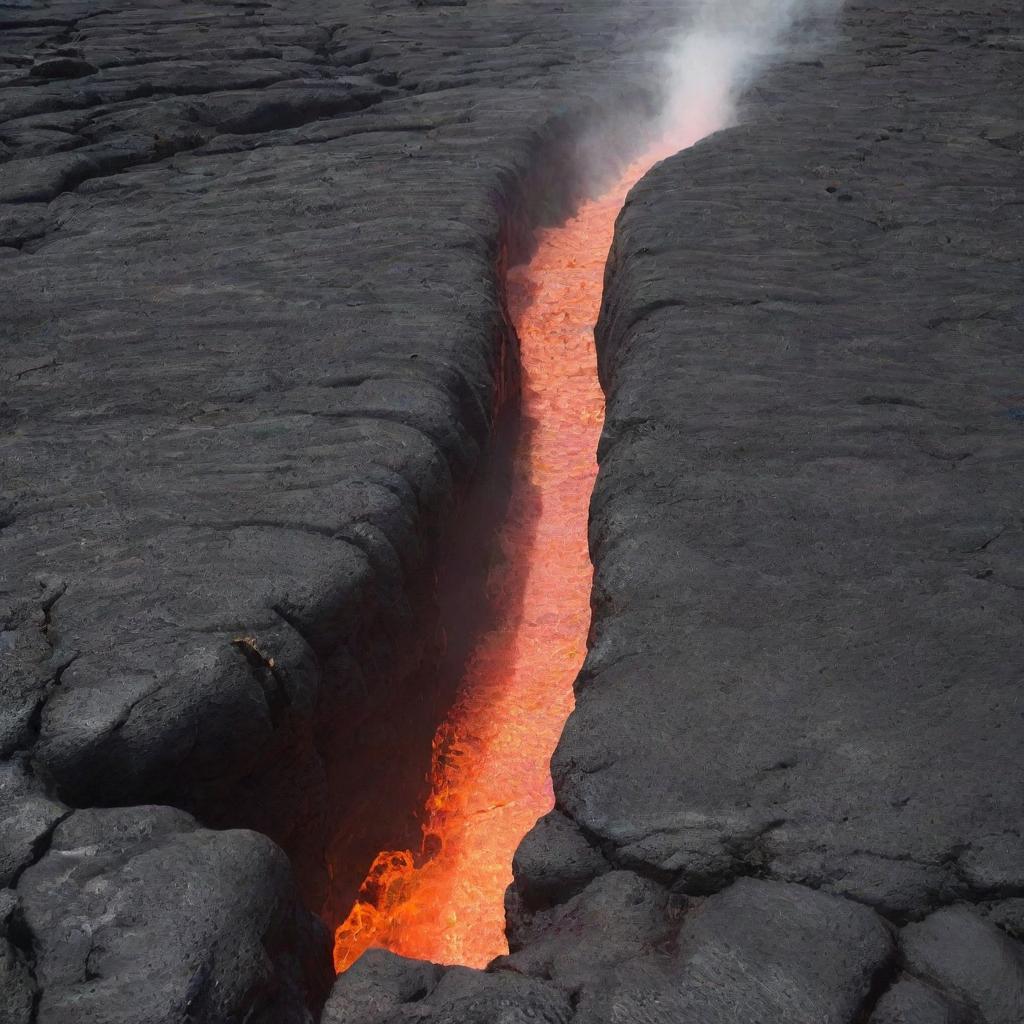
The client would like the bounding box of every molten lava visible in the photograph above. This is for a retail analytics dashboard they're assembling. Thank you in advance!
[333,127,711,973]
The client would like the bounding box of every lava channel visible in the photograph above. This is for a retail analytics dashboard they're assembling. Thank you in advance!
[333,126,711,973]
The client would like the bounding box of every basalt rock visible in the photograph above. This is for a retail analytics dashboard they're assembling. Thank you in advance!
[0,760,67,888]
[325,951,573,1024]
[505,808,611,931]
[16,806,333,1023]
[499,870,677,990]
[570,877,895,1024]
[326,876,896,1022]
[869,978,967,1024]
[0,889,35,1024]
[320,949,444,1024]
[899,907,1024,1024]
[1,0,681,1018]
[560,0,1024,919]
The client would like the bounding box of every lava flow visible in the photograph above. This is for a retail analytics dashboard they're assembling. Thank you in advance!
[333,127,710,973]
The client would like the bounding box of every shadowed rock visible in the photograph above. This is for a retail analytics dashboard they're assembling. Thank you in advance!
[900,907,1024,1024]
[325,950,572,1024]
[17,806,332,1024]
[500,870,676,991]
[0,888,36,1024]
[0,761,67,888]
[870,978,968,1024]
[507,808,611,927]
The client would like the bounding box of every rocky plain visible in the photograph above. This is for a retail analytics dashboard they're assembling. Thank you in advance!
[2,0,1023,1021]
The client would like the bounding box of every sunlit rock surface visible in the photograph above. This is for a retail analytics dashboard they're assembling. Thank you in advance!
[1,0,676,1018]
[575,0,1024,923]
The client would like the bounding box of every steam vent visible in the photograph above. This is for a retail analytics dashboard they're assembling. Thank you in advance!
[2,0,1023,1020]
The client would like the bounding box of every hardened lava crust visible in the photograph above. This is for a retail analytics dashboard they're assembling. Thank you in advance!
[0,0,675,1019]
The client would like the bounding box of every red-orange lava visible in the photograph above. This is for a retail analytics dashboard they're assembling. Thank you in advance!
[333,127,709,973]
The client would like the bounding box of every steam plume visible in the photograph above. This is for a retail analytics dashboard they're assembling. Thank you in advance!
[658,0,843,147]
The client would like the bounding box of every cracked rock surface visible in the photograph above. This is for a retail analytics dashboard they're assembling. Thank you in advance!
[0,0,665,865]
[572,0,1024,922]
[3,0,1023,1019]
[18,805,332,1024]
[323,0,1024,1020]
[1,0,684,1019]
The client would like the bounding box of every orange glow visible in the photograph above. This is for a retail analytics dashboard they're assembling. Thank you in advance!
[333,126,711,973]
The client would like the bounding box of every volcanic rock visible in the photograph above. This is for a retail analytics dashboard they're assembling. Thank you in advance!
[507,808,611,923]
[899,907,1024,1024]
[572,878,894,1024]
[0,760,67,888]
[1,0,677,1017]
[16,805,332,1023]
[559,0,1024,919]
[869,978,967,1024]
[0,942,35,1024]
[321,949,443,1024]
[325,950,572,1024]
[0,891,36,1024]
[500,870,676,990]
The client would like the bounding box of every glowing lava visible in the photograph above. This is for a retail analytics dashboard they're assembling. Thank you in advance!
[333,127,710,973]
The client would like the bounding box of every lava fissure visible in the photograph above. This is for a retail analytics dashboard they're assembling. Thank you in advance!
[330,124,712,974]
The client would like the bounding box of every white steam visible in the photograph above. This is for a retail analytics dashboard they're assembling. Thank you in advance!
[657,0,843,149]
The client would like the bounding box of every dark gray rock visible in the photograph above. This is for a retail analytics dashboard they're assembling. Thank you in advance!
[499,870,675,991]
[16,805,332,1024]
[900,906,1024,1024]
[0,936,36,1024]
[547,0,1024,922]
[507,808,611,926]
[0,889,35,1024]
[0,889,18,933]
[325,954,573,1024]
[0,759,67,887]
[572,878,893,1024]
[982,899,1024,942]
[322,949,443,1024]
[870,978,967,1024]
[957,835,1024,898]
[421,968,573,1024]
[0,577,66,760]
